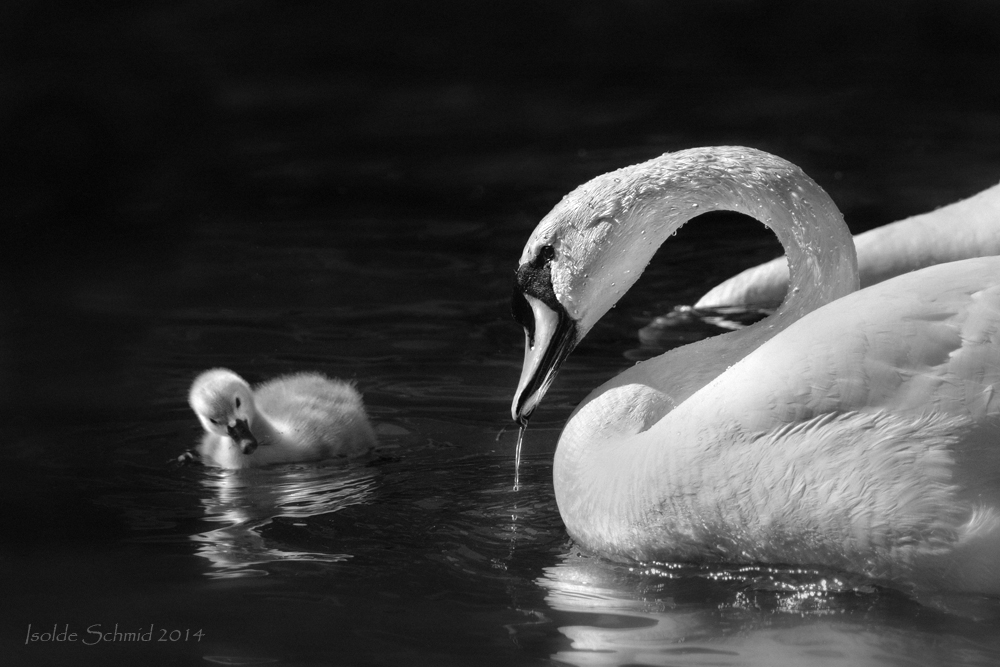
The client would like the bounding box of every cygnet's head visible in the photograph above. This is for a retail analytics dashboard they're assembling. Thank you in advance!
[189,368,259,454]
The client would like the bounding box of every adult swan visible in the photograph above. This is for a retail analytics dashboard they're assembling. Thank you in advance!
[511,147,1000,594]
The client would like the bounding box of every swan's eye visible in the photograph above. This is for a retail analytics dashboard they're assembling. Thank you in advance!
[209,418,221,426]
[235,397,241,409]
[532,244,555,267]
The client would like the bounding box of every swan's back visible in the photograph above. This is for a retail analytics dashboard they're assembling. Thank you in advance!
[710,256,1000,428]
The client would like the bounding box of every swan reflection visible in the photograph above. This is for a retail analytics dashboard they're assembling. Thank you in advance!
[191,462,377,577]
[536,551,957,667]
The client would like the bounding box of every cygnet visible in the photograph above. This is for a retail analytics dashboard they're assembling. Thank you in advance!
[185,368,376,468]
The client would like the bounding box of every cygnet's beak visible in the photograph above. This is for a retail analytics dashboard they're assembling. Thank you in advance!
[227,419,258,455]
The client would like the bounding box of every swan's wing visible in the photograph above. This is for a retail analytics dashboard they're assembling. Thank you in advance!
[695,183,1000,309]
[625,258,1000,581]
[707,256,1000,429]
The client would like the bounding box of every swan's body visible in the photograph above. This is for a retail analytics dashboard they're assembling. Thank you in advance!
[510,147,1000,593]
[697,180,1000,309]
[188,369,376,469]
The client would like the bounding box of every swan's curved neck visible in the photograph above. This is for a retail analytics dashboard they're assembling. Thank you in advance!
[685,159,857,324]
[557,148,859,339]
[548,148,860,553]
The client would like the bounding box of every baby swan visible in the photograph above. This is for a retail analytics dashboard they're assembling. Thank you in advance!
[185,368,376,469]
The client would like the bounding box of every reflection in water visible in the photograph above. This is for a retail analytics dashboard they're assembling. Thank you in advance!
[192,463,377,578]
[536,551,993,667]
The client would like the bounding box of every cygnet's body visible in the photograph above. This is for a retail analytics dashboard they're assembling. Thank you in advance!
[187,368,376,469]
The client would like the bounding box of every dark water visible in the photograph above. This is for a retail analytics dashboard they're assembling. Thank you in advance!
[4,2,1000,665]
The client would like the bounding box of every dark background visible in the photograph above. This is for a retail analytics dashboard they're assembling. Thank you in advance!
[2,0,1000,421]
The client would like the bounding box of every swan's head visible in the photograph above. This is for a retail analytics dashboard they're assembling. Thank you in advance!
[511,165,673,423]
[510,146,859,425]
[189,368,259,455]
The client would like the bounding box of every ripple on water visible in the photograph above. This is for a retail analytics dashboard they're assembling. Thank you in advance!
[535,550,1000,667]
[189,463,380,578]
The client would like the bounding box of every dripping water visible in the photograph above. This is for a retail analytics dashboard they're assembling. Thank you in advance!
[513,424,526,491]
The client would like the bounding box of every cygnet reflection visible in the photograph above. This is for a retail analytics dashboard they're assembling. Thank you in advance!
[191,462,377,578]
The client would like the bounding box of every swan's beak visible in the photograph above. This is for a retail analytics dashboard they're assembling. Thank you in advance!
[227,419,258,455]
[511,293,577,424]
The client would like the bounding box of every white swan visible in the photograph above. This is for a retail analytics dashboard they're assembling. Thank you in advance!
[510,147,1000,593]
[697,180,1000,309]
[187,368,376,469]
